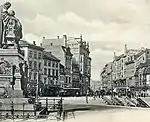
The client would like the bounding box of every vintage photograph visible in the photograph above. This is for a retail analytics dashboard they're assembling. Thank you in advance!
[0,0,150,122]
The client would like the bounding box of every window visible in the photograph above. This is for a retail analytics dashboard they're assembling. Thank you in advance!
[44,78,47,84]
[143,57,145,60]
[52,62,55,67]
[48,69,51,76]
[34,61,37,70]
[132,56,134,60]
[34,72,37,80]
[50,69,53,75]
[48,61,51,67]
[39,62,41,69]
[56,62,58,68]
[29,61,32,69]
[52,69,55,76]
[44,68,47,75]
[34,52,37,59]
[69,77,71,83]
[29,51,32,58]
[38,52,41,59]
[56,70,58,76]
[44,60,47,66]
[50,43,53,46]
[66,77,68,83]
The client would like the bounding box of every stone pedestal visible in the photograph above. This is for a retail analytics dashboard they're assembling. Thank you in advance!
[0,49,24,98]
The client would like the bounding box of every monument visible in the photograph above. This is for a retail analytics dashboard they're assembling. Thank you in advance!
[0,2,25,98]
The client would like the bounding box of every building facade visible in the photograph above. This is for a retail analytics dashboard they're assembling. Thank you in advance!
[66,35,91,95]
[42,51,60,96]
[42,37,73,95]
[42,35,91,96]
[100,45,150,96]
[20,40,44,95]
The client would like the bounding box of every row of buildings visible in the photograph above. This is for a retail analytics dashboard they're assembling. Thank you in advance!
[19,35,91,96]
[100,45,150,95]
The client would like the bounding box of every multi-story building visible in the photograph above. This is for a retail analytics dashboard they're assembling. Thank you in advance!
[134,49,150,92]
[42,51,60,96]
[42,37,73,95]
[59,64,65,88]
[19,40,44,95]
[66,35,91,95]
[42,35,91,96]
[100,45,150,96]
[101,62,113,91]
[42,51,60,85]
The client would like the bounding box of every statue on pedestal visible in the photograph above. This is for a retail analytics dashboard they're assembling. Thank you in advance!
[0,2,23,53]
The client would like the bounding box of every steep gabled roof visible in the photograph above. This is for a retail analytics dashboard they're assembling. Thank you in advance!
[43,51,60,62]
[134,50,146,59]
[61,46,73,56]
[20,40,44,51]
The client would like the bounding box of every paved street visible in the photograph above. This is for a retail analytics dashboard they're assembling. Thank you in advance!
[1,96,150,112]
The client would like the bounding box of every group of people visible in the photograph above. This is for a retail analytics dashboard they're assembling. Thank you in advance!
[92,88,143,99]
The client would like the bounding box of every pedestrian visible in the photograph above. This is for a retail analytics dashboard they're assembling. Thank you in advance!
[93,92,96,100]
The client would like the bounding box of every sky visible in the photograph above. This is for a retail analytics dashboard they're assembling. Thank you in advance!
[1,0,150,81]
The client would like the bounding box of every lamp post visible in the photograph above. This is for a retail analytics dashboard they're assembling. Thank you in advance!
[35,71,39,102]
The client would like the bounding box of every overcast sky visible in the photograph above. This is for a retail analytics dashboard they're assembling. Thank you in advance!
[1,0,150,81]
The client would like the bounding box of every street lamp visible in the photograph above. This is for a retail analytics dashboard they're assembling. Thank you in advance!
[35,71,40,102]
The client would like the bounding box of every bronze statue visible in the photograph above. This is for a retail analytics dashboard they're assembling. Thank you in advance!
[0,2,11,48]
[0,2,22,52]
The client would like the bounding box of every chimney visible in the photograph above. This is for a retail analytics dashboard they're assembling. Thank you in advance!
[57,36,59,39]
[113,52,116,60]
[33,41,36,45]
[63,35,67,47]
[80,34,83,42]
[124,44,128,55]
[43,36,45,40]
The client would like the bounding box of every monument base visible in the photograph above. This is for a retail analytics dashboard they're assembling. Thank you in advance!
[0,49,24,98]
[8,89,23,98]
